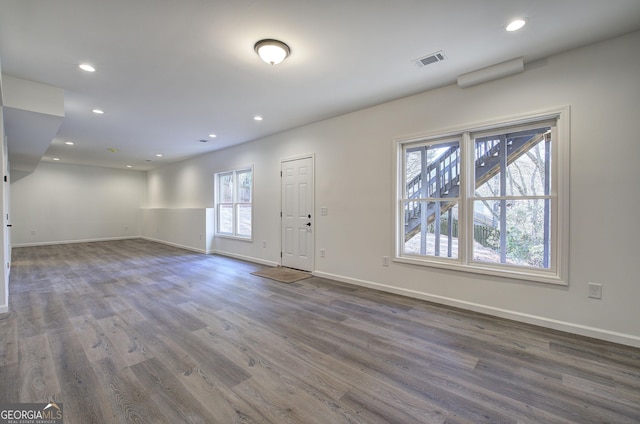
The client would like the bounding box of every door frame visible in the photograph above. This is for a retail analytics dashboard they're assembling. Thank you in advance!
[280,153,315,271]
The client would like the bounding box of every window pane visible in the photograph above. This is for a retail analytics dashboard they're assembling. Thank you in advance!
[237,204,252,237]
[475,127,551,196]
[404,201,459,258]
[219,173,233,203]
[405,141,460,199]
[472,199,551,269]
[474,135,502,196]
[237,170,252,203]
[506,134,550,196]
[218,204,233,234]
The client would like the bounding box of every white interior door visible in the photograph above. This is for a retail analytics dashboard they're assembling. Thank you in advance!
[281,156,314,271]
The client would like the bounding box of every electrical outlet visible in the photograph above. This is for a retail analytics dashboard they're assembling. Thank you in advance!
[588,282,602,299]
[124,226,128,231]
[31,230,36,236]
[382,256,390,267]
[320,249,325,258]
[262,240,267,248]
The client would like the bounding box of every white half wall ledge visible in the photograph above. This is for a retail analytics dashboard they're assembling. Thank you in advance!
[313,270,640,349]
[457,57,525,89]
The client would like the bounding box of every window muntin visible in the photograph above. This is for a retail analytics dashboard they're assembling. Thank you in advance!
[215,168,252,239]
[396,111,567,284]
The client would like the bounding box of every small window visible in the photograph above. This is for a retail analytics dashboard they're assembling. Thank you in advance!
[215,167,253,239]
[396,109,569,284]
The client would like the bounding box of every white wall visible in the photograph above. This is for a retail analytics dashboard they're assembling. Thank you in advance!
[141,208,214,253]
[0,99,7,313]
[147,31,640,346]
[11,163,146,246]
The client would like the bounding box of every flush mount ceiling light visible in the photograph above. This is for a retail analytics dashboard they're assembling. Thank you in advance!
[254,39,290,65]
[506,18,526,32]
[92,108,104,114]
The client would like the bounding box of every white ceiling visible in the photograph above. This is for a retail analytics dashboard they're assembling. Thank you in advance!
[1,0,640,171]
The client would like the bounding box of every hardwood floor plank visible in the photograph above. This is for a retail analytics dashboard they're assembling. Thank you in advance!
[130,318,269,423]
[338,389,447,424]
[130,357,215,424]
[0,363,20,403]
[18,334,61,403]
[0,313,18,367]
[48,330,113,424]
[3,239,639,424]
[69,315,115,363]
[195,307,453,424]
[90,356,165,423]
[96,315,154,367]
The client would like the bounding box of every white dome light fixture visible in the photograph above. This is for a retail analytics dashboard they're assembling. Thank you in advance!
[254,39,290,65]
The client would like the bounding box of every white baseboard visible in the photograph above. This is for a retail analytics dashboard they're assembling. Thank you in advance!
[313,270,640,349]
[13,236,139,248]
[141,237,208,254]
[0,303,8,314]
[212,249,280,267]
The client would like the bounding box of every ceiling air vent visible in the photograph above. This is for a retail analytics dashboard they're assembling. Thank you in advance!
[413,51,445,68]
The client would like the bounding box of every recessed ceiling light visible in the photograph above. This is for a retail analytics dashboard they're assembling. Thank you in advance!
[506,19,526,32]
[126,165,133,168]
[156,154,163,157]
[64,141,75,146]
[254,116,263,121]
[52,157,60,161]
[79,63,96,72]
[92,109,104,114]
[209,134,217,138]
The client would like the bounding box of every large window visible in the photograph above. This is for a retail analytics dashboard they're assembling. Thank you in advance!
[215,167,252,239]
[396,109,569,284]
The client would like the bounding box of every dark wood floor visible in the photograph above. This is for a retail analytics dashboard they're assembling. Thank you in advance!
[1,239,639,423]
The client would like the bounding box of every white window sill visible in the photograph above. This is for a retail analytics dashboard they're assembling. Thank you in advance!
[215,234,253,242]
[394,255,567,286]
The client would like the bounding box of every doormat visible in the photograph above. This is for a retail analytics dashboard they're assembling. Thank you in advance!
[251,266,312,283]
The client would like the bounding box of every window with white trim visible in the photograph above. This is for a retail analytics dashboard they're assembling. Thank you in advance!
[396,109,569,284]
[215,167,252,239]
